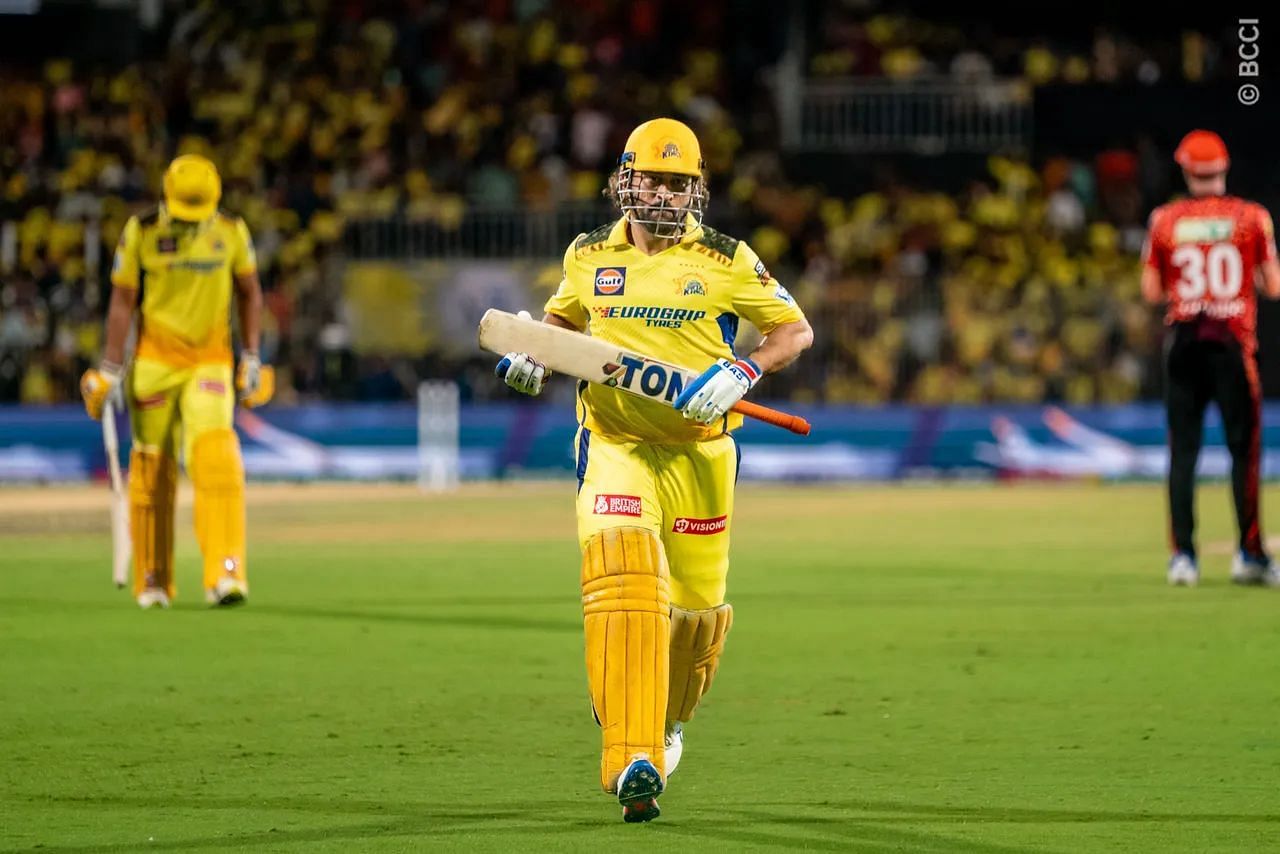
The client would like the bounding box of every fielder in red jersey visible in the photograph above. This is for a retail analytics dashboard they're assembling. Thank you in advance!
[1141,129,1280,587]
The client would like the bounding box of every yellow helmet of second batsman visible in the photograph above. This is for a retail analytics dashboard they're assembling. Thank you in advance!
[163,154,221,222]
[611,118,708,238]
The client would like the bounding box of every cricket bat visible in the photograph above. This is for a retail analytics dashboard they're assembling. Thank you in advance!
[478,309,811,435]
[102,394,132,588]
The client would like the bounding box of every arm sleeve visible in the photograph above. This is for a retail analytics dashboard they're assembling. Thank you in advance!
[110,217,142,289]
[1141,209,1165,271]
[729,241,805,334]
[542,242,589,329]
[1258,206,1277,264]
[232,217,258,276]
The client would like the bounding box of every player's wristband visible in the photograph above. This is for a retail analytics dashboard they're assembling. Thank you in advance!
[726,358,762,388]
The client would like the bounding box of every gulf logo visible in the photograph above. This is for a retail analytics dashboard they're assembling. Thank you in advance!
[594,267,626,296]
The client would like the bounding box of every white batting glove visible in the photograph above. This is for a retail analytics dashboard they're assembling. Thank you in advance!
[673,357,762,424]
[495,311,551,396]
[238,351,261,399]
[495,352,548,395]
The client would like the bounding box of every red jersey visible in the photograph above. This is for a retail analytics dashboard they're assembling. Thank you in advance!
[1143,195,1277,352]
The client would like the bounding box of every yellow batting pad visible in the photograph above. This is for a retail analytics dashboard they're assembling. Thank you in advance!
[189,429,248,595]
[667,603,733,723]
[581,526,671,791]
[127,449,177,597]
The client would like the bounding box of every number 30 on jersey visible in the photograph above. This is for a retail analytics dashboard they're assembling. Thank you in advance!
[1172,242,1243,300]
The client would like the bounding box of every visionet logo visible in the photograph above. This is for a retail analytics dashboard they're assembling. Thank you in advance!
[671,515,727,535]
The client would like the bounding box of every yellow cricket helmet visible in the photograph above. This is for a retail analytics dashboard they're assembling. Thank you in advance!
[613,118,708,239]
[163,154,221,221]
[621,118,705,176]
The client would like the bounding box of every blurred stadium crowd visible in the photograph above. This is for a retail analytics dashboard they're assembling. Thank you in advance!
[0,1,1247,405]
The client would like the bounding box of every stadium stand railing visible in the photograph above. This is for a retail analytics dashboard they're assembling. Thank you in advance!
[343,202,619,260]
[783,78,1032,154]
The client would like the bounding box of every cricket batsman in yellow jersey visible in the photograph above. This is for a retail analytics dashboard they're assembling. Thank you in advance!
[497,118,813,822]
[80,155,274,609]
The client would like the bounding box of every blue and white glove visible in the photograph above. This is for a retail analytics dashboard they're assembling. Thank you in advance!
[673,357,762,424]
[495,313,550,396]
[496,352,549,395]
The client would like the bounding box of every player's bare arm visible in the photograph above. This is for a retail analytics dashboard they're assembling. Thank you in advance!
[103,283,138,369]
[233,271,263,355]
[745,317,814,374]
[1140,267,1164,305]
[674,318,813,425]
[1260,259,1280,299]
[233,270,274,407]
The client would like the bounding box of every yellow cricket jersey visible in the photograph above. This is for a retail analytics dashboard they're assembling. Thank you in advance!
[545,216,805,443]
[111,208,257,367]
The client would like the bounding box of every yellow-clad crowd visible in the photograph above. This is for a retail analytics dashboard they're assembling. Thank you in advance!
[0,2,1209,405]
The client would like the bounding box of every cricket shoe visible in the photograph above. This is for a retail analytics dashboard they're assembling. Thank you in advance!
[1167,553,1199,587]
[206,577,248,607]
[617,754,663,823]
[664,722,683,776]
[136,588,171,609]
[1230,551,1279,587]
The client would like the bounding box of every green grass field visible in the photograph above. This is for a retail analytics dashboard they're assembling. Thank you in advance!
[3,481,1279,853]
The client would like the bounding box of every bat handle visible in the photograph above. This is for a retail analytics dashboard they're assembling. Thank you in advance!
[730,400,812,436]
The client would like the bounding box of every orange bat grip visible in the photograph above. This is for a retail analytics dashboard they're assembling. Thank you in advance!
[730,400,811,436]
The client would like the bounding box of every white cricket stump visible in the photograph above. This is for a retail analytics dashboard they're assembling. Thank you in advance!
[417,380,460,492]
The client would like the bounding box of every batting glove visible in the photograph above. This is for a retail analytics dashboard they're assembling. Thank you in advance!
[495,311,550,396]
[673,357,761,425]
[236,351,275,408]
[496,351,549,396]
[80,360,124,421]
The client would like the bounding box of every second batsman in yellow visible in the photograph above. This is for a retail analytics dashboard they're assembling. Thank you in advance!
[497,118,813,822]
[80,155,273,609]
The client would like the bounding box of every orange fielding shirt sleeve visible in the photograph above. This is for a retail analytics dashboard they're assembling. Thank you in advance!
[1141,207,1167,271]
[110,216,142,290]
[1256,205,1277,264]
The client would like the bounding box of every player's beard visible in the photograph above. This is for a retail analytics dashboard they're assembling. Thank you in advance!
[639,201,684,238]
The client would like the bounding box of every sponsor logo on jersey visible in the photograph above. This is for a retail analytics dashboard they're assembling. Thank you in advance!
[112,252,123,274]
[157,236,178,254]
[591,305,706,329]
[198,379,227,395]
[600,354,688,404]
[171,259,225,272]
[754,259,773,284]
[594,267,627,296]
[210,238,225,253]
[1173,218,1236,244]
[681,278,706,296]
[671,515,727,535]
[593,494,643,517]
[1174,299,1246,319]
[136,394,167,410]
[774,283,795,305]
